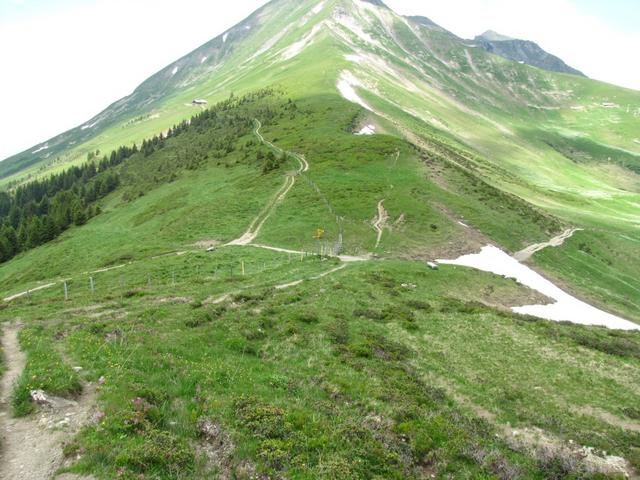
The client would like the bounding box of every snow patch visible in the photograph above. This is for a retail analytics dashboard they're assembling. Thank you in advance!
[32,144,48,154]
[356,124,376,135]
[344,53,363,64]
[249,25,292,62]
[81,120,100,130]
[281,22,323,61]
[222,32,229,43]
[200,56,207,64]
[311,1,325,14]
[337,71,374,112]
[171,66,179,75]
[344,50,420,93]
[331,7,381,48]
[437,245,639,331]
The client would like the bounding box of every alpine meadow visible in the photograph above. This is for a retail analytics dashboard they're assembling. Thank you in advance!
[0,0,639,479]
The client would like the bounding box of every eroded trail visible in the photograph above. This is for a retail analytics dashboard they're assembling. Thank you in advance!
[514,228,582,262]
[0,324,96,480]
[0,324,25,407]
[250,243,371,263]
[372,199,389,249]
[226,119,307,246]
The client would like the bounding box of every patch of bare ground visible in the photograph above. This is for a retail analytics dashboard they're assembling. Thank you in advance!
[576,406,640,433]
[372,199,390,249]
[65,304,127,320]
[420,155,457,193]
[1,323,98,480]
[152,295,194,305]
[196,419,268,479]
[414,372,638,479]
[399,203,487,261]
[479,284,551,310]
[194,239,221,249]
[508,427,638,479]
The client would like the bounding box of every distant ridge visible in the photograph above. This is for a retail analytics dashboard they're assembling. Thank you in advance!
[471,30,586,77]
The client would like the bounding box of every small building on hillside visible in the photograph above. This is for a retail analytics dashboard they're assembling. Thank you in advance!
[192,99,208,105]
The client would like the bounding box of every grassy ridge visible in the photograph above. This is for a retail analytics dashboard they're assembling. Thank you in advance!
[0,91,638,478]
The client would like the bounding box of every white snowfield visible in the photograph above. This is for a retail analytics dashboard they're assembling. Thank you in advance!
[337,71,373,112]
[312,1,325,15]
[356,124,375,135]
[32,144,49,154]
[438,245,639,331]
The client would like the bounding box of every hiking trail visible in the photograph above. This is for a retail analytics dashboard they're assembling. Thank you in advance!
[0,323,97,480]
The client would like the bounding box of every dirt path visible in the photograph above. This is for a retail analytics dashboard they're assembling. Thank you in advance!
[250,243,371,263]
[0,323,97,479]
[514,228,582,262]
[372,199,389,249]
[226,120,307,247]
[206,262,350,305]
[3,283,57,303]
[275,264,348,290]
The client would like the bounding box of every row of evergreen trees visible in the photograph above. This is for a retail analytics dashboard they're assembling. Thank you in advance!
[0,151,128,263]
[0,88,281,263]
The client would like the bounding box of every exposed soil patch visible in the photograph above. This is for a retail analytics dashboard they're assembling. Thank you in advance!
[514,228,582,262]
[372,199,390,249]
[420,374,637,479]
[193,239,221,249]
[65,304,127,320]
[507,427,637,479]
[576,405,640,433]
[400,203,488,261]
[1,323,98,480]
[153,296,194,305]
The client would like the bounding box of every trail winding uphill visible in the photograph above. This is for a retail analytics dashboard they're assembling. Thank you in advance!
[0,323,97,480]
[372,199,389,249]
[226,119,308,247]
[514,228,582,262]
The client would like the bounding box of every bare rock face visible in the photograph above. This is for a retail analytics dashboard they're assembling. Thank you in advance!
[471,31,586,77]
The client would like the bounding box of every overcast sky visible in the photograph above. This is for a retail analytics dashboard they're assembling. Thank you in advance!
[0,0,638,161]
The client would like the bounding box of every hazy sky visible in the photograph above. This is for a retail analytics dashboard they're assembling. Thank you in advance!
[0,0,638,161]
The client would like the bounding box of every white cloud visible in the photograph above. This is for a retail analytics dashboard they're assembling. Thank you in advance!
[0,0,265,161]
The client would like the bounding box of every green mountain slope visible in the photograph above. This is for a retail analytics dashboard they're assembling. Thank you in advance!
[1,1,639,478]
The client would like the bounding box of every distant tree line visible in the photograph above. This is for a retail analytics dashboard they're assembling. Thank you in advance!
[0,87,281,263]
[0,152,127,262]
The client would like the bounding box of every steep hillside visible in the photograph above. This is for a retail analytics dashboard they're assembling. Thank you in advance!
[1,91,639,479]
[1,1,639,478]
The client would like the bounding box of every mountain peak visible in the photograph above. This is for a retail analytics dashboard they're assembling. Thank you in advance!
[406,15,452,35]
[476,30,515,42]
[360,0,388,7]
[471,30,585,77]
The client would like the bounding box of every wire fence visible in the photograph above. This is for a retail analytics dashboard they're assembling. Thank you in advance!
[6,247,351,305]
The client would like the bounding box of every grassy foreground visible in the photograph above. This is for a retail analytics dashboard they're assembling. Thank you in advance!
[2,250,639,479]
[0,92,638,479]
